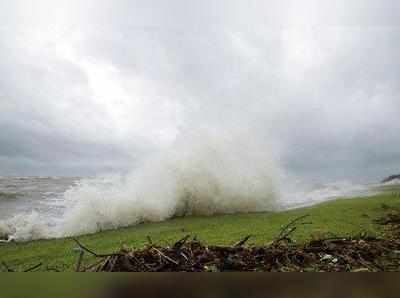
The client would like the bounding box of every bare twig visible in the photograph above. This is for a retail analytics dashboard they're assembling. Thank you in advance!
[151,247,179,265]
[180,252,189,261]
[24,263,42,272]
[74,249,85,272]
[173,235,191,250]
[234,235,252,247]
[73,238,119,258]
[83,258,108,272]
[275,214,311,243]
[277,227,297,242]
[278,215,310,237]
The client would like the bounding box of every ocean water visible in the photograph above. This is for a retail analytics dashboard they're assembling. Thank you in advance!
[0,175,375,242]
[0,176,80,220]
[0,176,80,240]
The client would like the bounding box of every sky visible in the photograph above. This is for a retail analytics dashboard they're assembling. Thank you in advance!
[0,0,399,182]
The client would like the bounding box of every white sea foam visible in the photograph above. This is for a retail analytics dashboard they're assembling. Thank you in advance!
[0,211,51,241]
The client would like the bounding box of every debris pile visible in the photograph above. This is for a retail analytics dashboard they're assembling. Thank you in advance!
[71,213,400,272]
[77,236,400,272]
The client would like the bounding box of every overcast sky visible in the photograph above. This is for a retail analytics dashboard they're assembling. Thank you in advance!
[0,0,399,182]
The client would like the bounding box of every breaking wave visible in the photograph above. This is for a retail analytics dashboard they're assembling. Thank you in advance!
[61,129,280,236]
[1,128,281,241]
[0,129,377,242]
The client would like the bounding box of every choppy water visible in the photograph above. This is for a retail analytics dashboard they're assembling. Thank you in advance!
[0,176,80,221]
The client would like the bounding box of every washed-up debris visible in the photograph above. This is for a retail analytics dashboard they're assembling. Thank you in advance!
[71,213,400,272]
[72,235,400,272]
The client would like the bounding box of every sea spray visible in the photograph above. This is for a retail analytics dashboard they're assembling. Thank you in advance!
[0,127,374,241]
[60,128,280,237]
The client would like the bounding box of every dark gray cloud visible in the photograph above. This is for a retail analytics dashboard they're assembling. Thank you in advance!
[0,0,399,182]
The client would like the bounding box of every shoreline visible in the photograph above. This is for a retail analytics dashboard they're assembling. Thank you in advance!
[1,188,399,271]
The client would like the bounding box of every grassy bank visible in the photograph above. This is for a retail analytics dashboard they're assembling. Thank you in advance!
[1,191,399,271]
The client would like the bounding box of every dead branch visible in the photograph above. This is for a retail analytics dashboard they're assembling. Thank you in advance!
[275,214,311,243]
[234,235,252,247]
[151,247,179,265]
[278,214,310,237]
[24,263,42,272]
[74,249,85,272]
[73,238,120,258]
[173,235,191,250]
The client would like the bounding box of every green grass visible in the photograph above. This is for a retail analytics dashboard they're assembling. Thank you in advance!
[1,191,400,272]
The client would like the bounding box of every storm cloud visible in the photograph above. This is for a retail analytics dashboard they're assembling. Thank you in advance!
[0,0,400,182]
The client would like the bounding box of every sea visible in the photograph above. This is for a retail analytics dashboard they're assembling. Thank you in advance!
[0,176,80,221]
